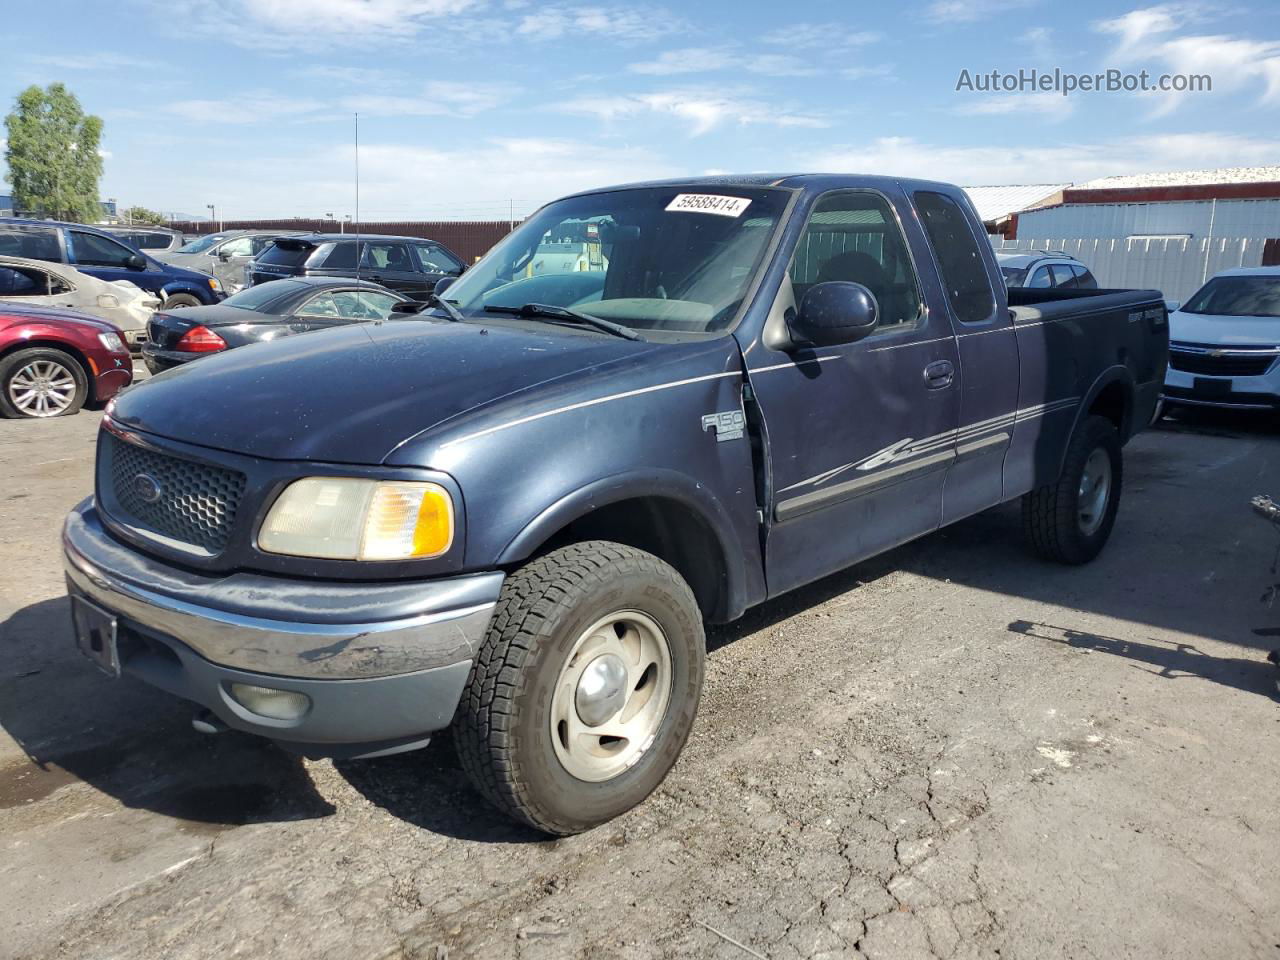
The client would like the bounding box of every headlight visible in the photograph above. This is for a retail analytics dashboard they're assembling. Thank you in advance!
[258,477,454,560]
[97,332,126,353]
[208,277,222,291]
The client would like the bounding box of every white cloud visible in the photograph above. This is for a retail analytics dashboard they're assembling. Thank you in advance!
[513,3,682,41]
[806,131,1280,185]
[955,91,1074,118]
[628,47,817,77]
[28,52,161,71]
[166,0,483,51]
[343,81,517,117]
[559,90,828,135]
[1095,6,1280,113]
[761,23,880,48]
[163,97,326,124]
[842,64,896,81]
[926,0,1037,23]
[629,47,736,75]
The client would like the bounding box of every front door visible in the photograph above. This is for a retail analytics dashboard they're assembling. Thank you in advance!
[743,187,962,598]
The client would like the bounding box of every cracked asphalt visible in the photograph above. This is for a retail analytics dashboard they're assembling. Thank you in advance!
[1,398,1278,960]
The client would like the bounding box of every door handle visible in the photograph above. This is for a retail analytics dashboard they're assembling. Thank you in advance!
[923,360,955,389]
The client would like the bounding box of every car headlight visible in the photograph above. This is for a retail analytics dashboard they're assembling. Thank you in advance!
[97,332,126,353]
[208,277,222,291]
[258,478,454,560]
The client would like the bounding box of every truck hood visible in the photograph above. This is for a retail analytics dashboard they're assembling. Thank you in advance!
[110,319,667,464]
[1170,310,1280,346]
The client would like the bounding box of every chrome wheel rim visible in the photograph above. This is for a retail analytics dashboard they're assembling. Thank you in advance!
[550,610,673,783]
[8,359,77,417]
[1077,448,1112,536]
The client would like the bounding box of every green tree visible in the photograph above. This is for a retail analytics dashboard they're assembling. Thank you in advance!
[122,206,168,226]
[4,83,104,222]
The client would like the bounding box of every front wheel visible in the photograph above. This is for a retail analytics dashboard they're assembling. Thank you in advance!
[1022,415,1123,564]
[454,541,705,835]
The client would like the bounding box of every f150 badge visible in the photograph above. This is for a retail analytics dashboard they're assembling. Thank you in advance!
[701,410,745,442]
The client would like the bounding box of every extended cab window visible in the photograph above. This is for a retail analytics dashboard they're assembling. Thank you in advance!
[71,230,137,268]
[789,191,922,330]
[914,191,995,324]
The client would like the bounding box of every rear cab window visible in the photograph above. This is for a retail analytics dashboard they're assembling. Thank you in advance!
[913,191,997,324]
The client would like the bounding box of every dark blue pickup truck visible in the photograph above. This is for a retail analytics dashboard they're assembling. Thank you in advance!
[62,175,1168,834]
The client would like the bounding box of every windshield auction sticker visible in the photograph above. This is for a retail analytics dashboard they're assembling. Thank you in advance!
[665,194,752,217]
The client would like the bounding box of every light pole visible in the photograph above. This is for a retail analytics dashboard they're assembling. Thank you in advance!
[206,204,216,233]
[342,214,352,235]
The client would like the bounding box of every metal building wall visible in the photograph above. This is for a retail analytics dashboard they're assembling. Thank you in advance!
[1016,198,1280,240]
[992,236,1269,301]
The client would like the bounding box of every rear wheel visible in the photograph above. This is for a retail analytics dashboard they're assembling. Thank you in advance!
[0,347,88,419]
[1022,415,1122,564]
[454,541,705,835]
[161,293,201,310]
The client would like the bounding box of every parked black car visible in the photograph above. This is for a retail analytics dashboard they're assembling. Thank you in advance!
[245,233,466,296]
[141,276,408,373]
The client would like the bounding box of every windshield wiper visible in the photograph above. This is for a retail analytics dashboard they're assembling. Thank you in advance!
[483,302,645,341]
[427,293,465,322]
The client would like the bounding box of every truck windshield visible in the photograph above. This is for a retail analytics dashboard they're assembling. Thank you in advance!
[1182,275,1280,318]
[440,185,791,335]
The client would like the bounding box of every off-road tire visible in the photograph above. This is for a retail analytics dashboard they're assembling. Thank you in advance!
[1022,414,1122,564]
[453,541,705,835]
[0,347,89,419]
[161,293,201,310]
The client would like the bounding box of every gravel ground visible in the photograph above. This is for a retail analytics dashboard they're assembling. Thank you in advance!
[1,396,1277,960]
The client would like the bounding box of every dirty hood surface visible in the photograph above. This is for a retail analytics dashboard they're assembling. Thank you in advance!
[1170,310,1280,347]
[110,319,661,464]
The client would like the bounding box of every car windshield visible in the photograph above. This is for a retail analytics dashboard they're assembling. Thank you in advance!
[1181,275,1280,318]
[999,265,1027,286]
[222,279,306,312]
[440,185,792,336]
[177,233,229,254]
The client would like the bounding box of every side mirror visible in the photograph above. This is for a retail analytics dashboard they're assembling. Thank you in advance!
[218,250,233,262]
[434,275,457,297]
[127,254,146,271]
[1164,299,1181,313]
[788,281,878,348]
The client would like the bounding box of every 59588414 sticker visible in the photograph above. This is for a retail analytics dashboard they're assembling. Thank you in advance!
[665,194,752,217]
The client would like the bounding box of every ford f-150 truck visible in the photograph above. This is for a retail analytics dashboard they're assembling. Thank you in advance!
[63,175,1168,834]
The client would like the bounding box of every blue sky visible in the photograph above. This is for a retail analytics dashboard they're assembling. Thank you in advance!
[3,0,1279,220]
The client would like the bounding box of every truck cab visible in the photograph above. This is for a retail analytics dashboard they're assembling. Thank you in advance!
[63,175,1168,835]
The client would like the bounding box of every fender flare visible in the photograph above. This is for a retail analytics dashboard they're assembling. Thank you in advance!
[1061,364,1136,466]
[496,468,753,621]
[159,281,211,303]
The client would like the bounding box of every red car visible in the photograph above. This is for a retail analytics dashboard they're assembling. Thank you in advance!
[0,304,133,419]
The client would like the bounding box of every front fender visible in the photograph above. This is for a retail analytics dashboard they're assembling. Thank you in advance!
[497,468,758,621]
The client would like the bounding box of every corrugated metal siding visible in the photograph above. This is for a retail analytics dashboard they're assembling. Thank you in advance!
[1016,199,1280,240]
[993,235,1270,301]
[168,219,515,263]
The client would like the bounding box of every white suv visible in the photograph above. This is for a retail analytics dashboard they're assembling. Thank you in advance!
[1163,267,1280,413]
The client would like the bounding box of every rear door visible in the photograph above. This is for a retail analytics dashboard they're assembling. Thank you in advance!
[912,189,1020,525]
[360,241,419,294]
[0,224,66,264]
[748,187,962,597]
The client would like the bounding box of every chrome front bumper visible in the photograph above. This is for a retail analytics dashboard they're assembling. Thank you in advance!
[62,499,503,752]
[63,499,501,680]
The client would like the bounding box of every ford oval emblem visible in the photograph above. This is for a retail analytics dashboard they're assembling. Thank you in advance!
[132,473,162,503]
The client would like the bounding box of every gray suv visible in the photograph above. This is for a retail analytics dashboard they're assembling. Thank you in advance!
[156,230,306,294]
[997,252,1098,290]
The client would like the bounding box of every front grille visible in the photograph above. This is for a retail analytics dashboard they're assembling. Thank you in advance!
[101,433,246,553]
[1168,347,1276,378]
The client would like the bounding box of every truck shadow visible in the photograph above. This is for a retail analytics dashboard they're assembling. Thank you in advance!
[0,596,335,828]
[1009,619,1278,702]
